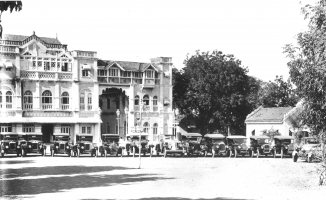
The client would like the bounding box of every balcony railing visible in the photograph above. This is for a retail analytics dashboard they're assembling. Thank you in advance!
[20,71,73,81]
[61,104,69,110]
[24,103,33,110]
[42,103,52,110]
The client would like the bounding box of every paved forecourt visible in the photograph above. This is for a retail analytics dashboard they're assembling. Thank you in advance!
[1,156,326,200]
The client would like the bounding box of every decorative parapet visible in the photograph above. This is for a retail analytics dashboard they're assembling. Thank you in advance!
[23,111,73,117]
[20,71,73,81]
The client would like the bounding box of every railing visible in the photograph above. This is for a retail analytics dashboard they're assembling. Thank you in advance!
[0,46,16,52]
[108,78,119,84]
[6,104,12,109]
[58,73,72,80]
[61,104,69,110]
[98,77,107,83]
[20,71,73,81]
[24,103,33,110]
[120,78,131,84]
[39,72,55,79]
[42,103,52,110]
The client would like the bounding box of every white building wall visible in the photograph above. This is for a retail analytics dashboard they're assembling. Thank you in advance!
[246,123,290,138]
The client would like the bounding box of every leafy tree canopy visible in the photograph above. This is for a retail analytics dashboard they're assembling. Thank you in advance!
[0,1,23,38]
[257,75,298,108]
[173,50,255,136]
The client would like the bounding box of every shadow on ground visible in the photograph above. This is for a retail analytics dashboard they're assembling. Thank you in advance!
[0,160,35,165]
[1,165,172,197]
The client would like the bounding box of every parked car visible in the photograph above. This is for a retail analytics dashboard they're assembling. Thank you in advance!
[98,134,124,157]
[0,133,26,157]
[248,135,271,158]
[270,136,294,158]
[21,133,46,157]
[293,137,322,163]
[181,133,203,156]
[226,135,249,157]
[50,135,73,157]
[203,134,226,157]
[128,133,153,157]
[73,135,98,157]
[162,138,186,158]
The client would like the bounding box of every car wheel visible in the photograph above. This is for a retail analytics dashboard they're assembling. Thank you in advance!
[273,150,276,158]
[68,151,71,157]
[105,150,107,157]
[281,149,284,159]
[293,154,298,162]
[43,149,46,157]
[257,150,260,158]
[77,149,80,157]
[17,153,19,157]
[234,150,237,158]
[164,150,167,158]
[133,148,135,157]
[51,150,54,157]
[1,152,4,157]
[308,156,312,163]
[226,150,230,157]
[204,151,207,157]
[21,149,24,158]
[212,151,215,158]
[249,150,253,158]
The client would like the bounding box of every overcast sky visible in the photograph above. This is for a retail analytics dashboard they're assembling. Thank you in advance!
[1,0,312,82]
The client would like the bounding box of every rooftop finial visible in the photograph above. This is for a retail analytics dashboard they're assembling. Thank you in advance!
[33,30,35,35]
[56,33,58,39]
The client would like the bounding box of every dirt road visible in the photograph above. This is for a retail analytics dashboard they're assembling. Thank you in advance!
[1,155,325,200]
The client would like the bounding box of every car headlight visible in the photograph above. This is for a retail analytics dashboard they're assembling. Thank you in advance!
[81,146,84,149]
[261,146,263,149]
[5,146,9,148]
[17,145,20,148]
[285,146,288,149]
[66,146,70,149]
[29,145,31,148]
[56,146,59,149]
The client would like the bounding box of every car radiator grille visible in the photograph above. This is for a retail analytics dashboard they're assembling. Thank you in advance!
[219,144,226,151]
[59,144,65,150]
[85,144,90,151]
[9,143,16,150]
[32,143,38,150]
[264,145,270,151]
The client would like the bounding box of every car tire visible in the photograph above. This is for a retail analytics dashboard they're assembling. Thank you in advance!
[212,151,215,158]
[105,150,107,157]
[133,147,135,157]
[164,149,167,158]
[1,153,4,157]
[257,150,260,158]
[281,149,284,159]
[21,149,24,158]
[308,156,312,163]
[273,150,276,158]
[51,150,54,157]
[249,150,253,158]
[234,150,237,158]
[204,151,207,157]
[68,151,71,157]
[43,149,46,157]
[77,149,80,157]
[17,153,19,157]
[293,154,298,162]
[227,150,231,157]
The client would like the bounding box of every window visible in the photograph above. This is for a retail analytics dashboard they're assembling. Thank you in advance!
[61,92,69,104]
[44,61,50,71]
[107,98,110,110]
[0,123,12,133]
[81,126,91,134]
[109,68,119,76]
[153,123,158,140]
[0,91,2,107]
[82,70,89,77]
[87,93,92,110]
[24,91,33,109]
[155,72,159,78]
[61,124,71,134]
[6,91,12,109]
[42,90,52,110]
[107,122,111,133]
[134,95,139,105]
[132,72,143,78]
[143,95,149,105]
[145,70,154,78]
[143,122,149,133]
[23,124,35,133]
[98,70,107,76]
[153,96,158,106]
[80,93,85,104]
[122,71,131,77]
[62,63,69,72]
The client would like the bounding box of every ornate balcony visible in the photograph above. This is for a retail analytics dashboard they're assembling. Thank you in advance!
[20,71,73,81]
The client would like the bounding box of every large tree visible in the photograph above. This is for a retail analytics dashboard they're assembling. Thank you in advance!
[0,1,23,38]
[283,0,326,184]
[174,50,254,136]
[257,75,298,108]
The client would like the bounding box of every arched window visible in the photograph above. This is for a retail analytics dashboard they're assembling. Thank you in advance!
[87,93,92,110]
[61,92,69,104]
[134,95,139,105]
[80,92,85,110]
[24,91,33,109]
[42,90,52,110]
[0,91,2,108]
[153,123,158,140]
[143,95,149,105]
[143,122,149,133]
[61,92,69,110]
[153,96,158,111]
[5,91,12,109]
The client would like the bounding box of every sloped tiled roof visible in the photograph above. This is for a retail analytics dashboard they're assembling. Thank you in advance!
[245,106,293,123]
[2,34,61,44]
[98,59,159,72]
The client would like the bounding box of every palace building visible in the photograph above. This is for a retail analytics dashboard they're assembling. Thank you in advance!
[0,32,173,146]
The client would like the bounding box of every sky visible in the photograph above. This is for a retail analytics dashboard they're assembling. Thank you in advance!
[1,0,313,82]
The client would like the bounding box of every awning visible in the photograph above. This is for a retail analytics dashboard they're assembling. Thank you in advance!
[82,64,92,70]
[4,61,13,68]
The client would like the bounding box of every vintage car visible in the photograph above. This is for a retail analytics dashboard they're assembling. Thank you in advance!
[203,134,226,157]
[248,135,271,158]
[270,136,294,158]
[162,138,186,158]
[0,133,27,157]
[128,133,153,157]
[226,135,249,157]
[21,133,46,157]
[50,134,73,157]
[293,137,322,163]
[98,134,124,157]
[181,133,203,156]
[72,134,98,157]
